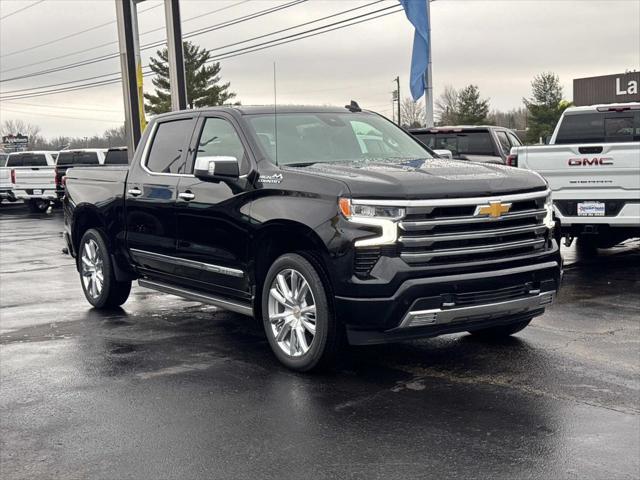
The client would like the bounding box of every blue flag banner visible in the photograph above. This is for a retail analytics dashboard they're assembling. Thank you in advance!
[398,0,429,101]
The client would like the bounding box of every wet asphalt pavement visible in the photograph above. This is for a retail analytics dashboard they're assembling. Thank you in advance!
[1,202,639,480]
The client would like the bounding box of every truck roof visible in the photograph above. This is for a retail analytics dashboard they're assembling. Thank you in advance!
[7,150,58,155]
[408,125,511,133]
[58,148,107,153]
[563,102,640,114]
[152,105,371,119]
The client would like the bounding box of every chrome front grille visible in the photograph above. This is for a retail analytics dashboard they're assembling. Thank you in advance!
[398,191,550,267]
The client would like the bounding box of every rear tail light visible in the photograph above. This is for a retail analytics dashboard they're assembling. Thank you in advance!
[10,169,15,184]
[506,154,518,167]
[54,168,59,186]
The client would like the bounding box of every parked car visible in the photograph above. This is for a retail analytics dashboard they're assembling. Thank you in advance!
[408,126,523,164]
[7,151,58,212]
[64,105,561,371]
[55,148,107,199]
[508,102,640,250]
[0,153,16,203]
[104,146,129,165]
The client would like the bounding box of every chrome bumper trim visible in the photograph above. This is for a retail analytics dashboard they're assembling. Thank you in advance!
[395,291,555,330]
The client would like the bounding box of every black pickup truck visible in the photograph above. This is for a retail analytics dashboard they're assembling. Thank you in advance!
[64,105,561,371]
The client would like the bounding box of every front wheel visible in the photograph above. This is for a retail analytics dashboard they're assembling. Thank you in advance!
[468,318,532,338]
[261,253,342,372]
[78,229,131,309]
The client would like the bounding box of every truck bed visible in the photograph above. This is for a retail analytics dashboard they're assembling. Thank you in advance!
[65,166,129,207]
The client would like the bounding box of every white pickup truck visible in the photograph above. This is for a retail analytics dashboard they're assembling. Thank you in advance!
[508,103,639,250]
[6,151,59,212]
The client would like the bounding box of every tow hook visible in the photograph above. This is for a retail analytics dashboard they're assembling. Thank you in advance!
[564,235,575,248]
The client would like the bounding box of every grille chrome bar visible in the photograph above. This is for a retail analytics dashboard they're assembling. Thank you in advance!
[400,238,546,262]
[400,224,547,245]
[400,209,546,231]
[352,189,550,207]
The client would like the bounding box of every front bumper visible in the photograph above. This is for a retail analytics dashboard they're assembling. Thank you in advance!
[336,260,561,345]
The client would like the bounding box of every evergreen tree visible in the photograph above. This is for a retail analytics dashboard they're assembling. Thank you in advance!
[456,85,490,124]
[144,41,237,115]
[523,72,570,143]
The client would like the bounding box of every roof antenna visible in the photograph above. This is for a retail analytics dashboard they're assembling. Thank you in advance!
[345,100,361,112]
[273,62,278,166]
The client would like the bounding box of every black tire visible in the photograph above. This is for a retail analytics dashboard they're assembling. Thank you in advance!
[468,318,532,338]
[28,199,49,213]
[261,252,342,372]
[78,228,131,309]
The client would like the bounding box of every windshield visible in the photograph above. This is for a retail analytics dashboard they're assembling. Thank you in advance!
[56,151,99,165]
[413,131,495,157]
[245,112,433,166]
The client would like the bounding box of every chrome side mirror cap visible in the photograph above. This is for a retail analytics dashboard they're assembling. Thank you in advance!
[194,155,239,181]
[433,149,453,160]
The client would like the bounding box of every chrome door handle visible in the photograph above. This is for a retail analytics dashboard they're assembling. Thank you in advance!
[178,192,195,201]
[127,187,142,197]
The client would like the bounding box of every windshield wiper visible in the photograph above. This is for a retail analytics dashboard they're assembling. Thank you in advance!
[283,162,318,167]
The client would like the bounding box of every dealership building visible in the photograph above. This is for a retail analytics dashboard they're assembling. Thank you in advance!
[573,71,640,106]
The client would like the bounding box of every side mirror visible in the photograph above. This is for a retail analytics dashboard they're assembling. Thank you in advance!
[433,149,453,160]
[194,155,239,181]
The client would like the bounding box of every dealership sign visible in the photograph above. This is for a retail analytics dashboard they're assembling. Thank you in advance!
[573,72,640,106]
[2,134,29,153]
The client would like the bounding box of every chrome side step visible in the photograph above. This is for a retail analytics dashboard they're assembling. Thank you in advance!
[138,279,253,317]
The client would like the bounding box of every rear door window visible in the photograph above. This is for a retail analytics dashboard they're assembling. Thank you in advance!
[6,154,47,167]
[507,132,522,147]
[146,118,194,174]
[495,131,511,154]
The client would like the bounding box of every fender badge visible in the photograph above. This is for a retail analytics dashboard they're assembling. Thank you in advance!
[258,173,283,184]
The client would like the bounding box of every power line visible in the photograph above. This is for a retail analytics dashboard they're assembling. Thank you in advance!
[0,0,307,83]
[0,0,45,21]
[0,0,249,65]
[0,5,402,101]
[0,2,162,59]
[1,0,386,96]
[1,107,123,123]
[2,100,122,113]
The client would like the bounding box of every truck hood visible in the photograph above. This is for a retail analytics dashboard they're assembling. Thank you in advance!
[285,158,547,199]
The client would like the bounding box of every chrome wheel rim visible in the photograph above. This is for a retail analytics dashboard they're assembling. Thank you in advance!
[268,268,317,357]
[81,239,104,299]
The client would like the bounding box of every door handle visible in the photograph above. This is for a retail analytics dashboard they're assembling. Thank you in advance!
[178,191,195,201]
[127,187,142,197]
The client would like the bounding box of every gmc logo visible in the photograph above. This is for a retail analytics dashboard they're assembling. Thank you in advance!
[568,157,614,166]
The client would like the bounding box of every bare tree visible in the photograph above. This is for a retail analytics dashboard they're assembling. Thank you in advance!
[1,119,42,148]
[400,97,425,128]
[435,85,459,125]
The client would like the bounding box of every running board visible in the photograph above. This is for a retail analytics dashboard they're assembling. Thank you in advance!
[138,279,254,317]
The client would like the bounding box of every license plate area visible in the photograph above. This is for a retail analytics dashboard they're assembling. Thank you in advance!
[577,201,605,217]
[32,189,43,195]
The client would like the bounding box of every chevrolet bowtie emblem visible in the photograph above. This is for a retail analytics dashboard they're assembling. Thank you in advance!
[474,201,512,218]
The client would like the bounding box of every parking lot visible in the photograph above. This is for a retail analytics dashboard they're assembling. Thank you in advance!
[1,202,638,479]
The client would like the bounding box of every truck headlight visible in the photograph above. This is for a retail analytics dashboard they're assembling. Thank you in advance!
[544,195,555,231]
[339,198,404,247]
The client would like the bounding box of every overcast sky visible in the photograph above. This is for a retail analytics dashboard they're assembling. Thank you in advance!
[0,0,639,138]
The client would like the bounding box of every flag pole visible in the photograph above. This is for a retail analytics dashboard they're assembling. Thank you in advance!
[424,0,434,127]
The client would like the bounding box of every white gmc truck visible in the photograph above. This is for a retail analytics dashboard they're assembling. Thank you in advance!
[509,103,640,251]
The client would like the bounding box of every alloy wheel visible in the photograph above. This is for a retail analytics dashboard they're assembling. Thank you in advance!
[268,268,317,357]
[81,239,104,299]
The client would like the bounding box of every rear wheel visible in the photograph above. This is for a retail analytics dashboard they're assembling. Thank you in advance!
[468,318,532,338]
[261,253,342,371]
[78,229,131,309]
[28,199,49,213]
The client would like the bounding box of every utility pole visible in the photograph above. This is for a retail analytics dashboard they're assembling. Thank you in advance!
[424,0,434,127]
[396,76,401,127]
[164,0,187,110]
[115,0,147,157]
